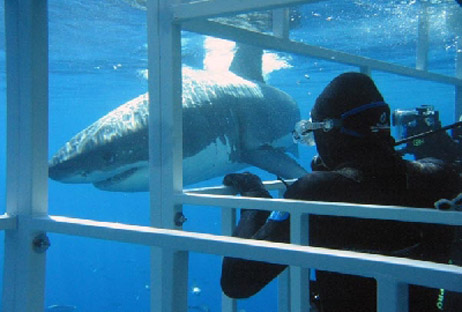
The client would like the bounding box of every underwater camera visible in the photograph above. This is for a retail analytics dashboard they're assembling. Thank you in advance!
[392,105,441,140]
[392,105,462,163]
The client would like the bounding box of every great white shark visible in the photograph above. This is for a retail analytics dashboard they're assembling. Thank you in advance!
[48,45,307,192]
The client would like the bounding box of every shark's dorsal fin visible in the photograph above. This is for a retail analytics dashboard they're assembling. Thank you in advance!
[229,43,264,83]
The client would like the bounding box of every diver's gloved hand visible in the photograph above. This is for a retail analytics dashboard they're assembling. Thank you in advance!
[311,154,329,171]
[223,172,271,198]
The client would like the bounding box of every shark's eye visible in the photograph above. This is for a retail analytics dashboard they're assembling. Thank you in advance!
[80,171,88,178]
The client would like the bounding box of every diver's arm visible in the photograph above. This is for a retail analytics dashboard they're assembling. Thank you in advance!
[407,158,462,200]
[222,173,291,241]
[223,172,273,238]
[221,172,290,298]
[221,218,289,298]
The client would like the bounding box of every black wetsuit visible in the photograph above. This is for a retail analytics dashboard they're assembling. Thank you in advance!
[221,157,461,312]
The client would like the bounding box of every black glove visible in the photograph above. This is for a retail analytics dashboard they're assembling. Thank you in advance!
[223,172,271,198]
[311,154,329,171]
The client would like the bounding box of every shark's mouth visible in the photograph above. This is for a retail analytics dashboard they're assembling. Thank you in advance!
[93,167,139,189]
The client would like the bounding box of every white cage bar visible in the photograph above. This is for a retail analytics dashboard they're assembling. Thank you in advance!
[2,1,462,312]
[3,0,49,311]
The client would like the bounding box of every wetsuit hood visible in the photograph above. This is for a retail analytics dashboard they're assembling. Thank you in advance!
[311,72,395,170]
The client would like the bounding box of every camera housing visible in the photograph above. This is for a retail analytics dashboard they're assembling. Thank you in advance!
[392,105,461,162]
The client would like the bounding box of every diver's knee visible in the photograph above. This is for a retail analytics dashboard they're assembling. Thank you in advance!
[221,257,257,299]
[220,274,258,299]
[220,276,252,299]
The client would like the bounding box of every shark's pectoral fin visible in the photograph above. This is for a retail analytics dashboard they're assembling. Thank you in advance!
[241,146,308,180]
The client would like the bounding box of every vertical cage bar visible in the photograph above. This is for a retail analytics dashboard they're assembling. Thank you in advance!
[221,207,237,312]
[290,213,310,312]
[457,37,462,79]
[455,36,462,121]
[360,66,371,76]
[278,269,290,312]
[272,8,290,39]
[377,278,408,312]
[416,1,429,71]
[151,248,189,312]
[221,208,236,236]
[147,0,188,311]
[456,88,462,122]
[277,188,290,312]
[2,0,49,311]
[147,0,183,229]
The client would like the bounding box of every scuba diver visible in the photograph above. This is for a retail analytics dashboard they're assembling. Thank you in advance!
[220,72,462,311]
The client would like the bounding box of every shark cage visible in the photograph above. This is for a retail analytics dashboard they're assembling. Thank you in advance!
[1,0,462,312]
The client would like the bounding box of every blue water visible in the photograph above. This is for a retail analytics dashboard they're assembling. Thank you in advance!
[0,1,461,311]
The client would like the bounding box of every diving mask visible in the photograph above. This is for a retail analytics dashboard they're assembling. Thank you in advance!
[292,118,336,146]
[293,101,390,146]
